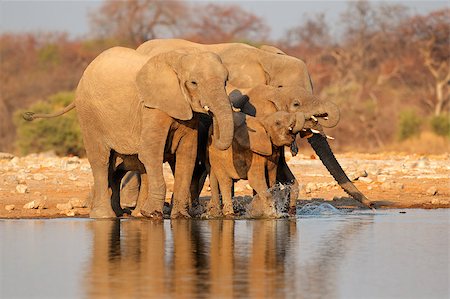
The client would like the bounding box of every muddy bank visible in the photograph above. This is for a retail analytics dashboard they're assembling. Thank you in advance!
[0,151,449,218]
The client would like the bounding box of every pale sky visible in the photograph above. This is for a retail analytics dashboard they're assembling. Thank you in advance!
[0,1,448,40]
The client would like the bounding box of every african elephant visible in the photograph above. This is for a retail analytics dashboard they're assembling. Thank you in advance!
[206,111,305,218]
[24,46,234,219]
[137,39,372,210]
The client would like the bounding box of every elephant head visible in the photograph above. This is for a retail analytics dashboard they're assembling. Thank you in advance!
[234,111,300,156]
[136,49,233,150]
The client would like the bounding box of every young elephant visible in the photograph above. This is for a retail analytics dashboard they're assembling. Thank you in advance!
[206,111,305,218]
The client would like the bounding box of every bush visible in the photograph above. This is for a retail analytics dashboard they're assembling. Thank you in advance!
[430,114,450,138]
[14,91,84,156]
[397,109,422,141]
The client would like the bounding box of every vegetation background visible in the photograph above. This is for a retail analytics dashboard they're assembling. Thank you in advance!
[1,0,449,156]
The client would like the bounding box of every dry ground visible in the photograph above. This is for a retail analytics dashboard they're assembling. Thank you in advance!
[0,151,449,219]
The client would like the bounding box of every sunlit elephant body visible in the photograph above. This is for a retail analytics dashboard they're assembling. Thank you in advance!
[207,111,303,218]
[136,39,372,210]
[26,46,234,219]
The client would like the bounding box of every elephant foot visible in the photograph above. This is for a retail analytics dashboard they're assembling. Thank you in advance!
[223,212,237,219]
[171,209,191,219]
[202,204,222,219]
[222,204,235,217]
[141,210,164,221]
[131,209,144,218]
[90,206,116,219]
[247,199,276,219]
[288,205,297,216]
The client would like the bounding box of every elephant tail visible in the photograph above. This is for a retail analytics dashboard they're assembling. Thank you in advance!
[22,102,76,121]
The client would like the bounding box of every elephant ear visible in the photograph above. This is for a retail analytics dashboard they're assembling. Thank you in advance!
[136,53,192,121]
[245,116,272,156]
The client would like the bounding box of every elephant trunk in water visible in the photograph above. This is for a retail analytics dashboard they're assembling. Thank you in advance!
[208,92,234,151]
[308,134,373,208]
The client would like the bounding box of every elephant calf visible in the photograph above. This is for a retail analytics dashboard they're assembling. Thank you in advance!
[206,111,304,218]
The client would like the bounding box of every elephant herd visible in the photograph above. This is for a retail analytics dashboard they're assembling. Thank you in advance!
[25,38,372,219]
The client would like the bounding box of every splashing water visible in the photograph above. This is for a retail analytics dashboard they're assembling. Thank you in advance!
[297,202,343,216]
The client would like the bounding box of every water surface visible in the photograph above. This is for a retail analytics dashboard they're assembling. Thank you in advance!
[1,209,448,299]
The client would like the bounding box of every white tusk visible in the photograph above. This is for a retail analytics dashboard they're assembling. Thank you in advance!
[324,117,329,120]
[288,127,293,131]
[232,106,241,112]
[310,115,318,122]
[203,105,210,112]
[326,135,335,140]
[311,129,321,134]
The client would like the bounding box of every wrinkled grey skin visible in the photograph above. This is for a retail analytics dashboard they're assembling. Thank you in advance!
[136,39,372,211]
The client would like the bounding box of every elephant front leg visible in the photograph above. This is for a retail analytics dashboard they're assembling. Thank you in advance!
[248,159,276,218]
[138,110,172,220]
[276,149,299,215]
[131,173,147,218]
[203,170,222,218]
[171,130,198,219]
[89,156,116,218]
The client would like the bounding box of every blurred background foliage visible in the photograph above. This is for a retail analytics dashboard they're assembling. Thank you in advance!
[14,92,84,156]
[0,0,448,156]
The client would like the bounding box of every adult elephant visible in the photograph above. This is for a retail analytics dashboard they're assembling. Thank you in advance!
[24,47,233,219]
[136,39,372,211]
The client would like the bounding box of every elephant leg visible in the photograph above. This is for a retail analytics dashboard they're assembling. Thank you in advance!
[190,162,207,208]
[276,149,299,215]
[110,166,127,217]
[131,173,146,217]
[217,173,234,217]
[171,131,198,219]
[204,170,222,218]
[87,148,116,218]
[139,110,172,220]
[248,161,276,218]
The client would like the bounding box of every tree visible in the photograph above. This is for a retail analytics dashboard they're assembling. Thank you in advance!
[89,0,188,47]
[186,4,269,44]
[405,9,450,115]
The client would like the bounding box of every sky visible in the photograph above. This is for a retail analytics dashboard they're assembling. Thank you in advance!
[0,1,448,40]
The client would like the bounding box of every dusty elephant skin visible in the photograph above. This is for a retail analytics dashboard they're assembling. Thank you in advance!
[206,111,299,218]
[136,39,369,211]
[24,46,234,219]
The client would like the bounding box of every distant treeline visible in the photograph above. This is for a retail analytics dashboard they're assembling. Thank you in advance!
[1,0,448,155]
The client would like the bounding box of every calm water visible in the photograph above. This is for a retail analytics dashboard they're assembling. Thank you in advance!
[1,209,449,299]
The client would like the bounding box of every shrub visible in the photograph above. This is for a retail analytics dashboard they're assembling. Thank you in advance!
[397,109,422,141]
[14,91,84,156]
[430,114,450,138]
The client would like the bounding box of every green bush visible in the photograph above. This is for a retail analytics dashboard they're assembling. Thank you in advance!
[430,114,450,138]
[15,91,84,156]
[397,109,422,141]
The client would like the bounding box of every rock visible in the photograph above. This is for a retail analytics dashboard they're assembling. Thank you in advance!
[32,173,47,181]
[56,202,73,211]
[350,170,368,181]
[23,200,36,209]
[381,181,404,191]
[358,177,373,184]
[305,183,318,194]
[376,175,389,183]
[67,156,80,164]
[5,204,15,211]
[69,198,86,208]
[16,184,28,194]
[65,210,77,217]
[9,156,20,165]
[23,198,46,209]
[431,198,441,205]
[367,185,373,190]
[426,186,438,196]
[68,174,78,181]
[0,152,14,160]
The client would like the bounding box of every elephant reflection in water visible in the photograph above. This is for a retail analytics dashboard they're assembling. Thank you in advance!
[84,220,296,298]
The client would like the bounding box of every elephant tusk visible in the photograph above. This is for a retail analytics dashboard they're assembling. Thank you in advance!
[326,135,335,140]
[232,106,241,112]
[203,105,210,112]
[324,116,329,120]
[288,127,293,131]
[311,129,321,134]
[311,115,318,122]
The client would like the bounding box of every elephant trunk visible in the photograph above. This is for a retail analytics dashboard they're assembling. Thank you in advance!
[305,100,340,128]
[208,94,234,151]
[293,111,306,134]
[308,134,373,208]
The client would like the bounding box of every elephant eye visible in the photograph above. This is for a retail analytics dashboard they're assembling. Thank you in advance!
[293,101,301,107]
[190,81,198,85]
[278,85,283,88]
[275,120,281,126]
